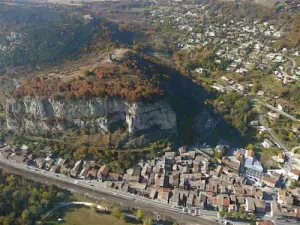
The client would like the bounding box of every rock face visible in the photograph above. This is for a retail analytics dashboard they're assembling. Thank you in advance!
[6,97,177,136]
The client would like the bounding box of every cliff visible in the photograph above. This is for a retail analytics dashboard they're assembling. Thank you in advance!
[6,97,177,136]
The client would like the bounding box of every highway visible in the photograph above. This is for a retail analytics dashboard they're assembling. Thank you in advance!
[0,156,219,225]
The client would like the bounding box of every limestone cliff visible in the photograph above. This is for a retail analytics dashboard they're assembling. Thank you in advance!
[6,97,177,136]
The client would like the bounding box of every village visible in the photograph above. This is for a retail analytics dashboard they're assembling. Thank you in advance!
[150,1,300,87]
[1,136,300,225]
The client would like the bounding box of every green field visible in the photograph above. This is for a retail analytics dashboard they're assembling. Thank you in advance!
[44,205,141,225]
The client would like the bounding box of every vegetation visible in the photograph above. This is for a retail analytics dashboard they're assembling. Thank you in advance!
[213,93,255,136]
[13,51,167,102]
[0,169,70,225]
[44,205,140,225]
[136,208,145,221]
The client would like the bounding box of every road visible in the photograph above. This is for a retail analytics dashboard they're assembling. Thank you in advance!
[257,109,293,173]
[258,114,288,152]
[252,98,300,122]
[0,156,218,225]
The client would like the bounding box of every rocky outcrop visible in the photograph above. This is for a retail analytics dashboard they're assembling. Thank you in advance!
[6,97,177,136]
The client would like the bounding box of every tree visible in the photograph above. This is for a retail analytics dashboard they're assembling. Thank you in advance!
[143,217,152,225]
[234,211,240,220]
[240,213,247,220]
[238,207,245,214]
[120,214,126,221]
[136,208,144,221]
[112,206,121,218]
[226,212,232,218]
[218,211,225,217]
[246,144,254,151]
[250,214,257,221]
[21,209,29,222]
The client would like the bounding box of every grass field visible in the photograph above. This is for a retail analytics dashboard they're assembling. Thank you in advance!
[44,205,141,225]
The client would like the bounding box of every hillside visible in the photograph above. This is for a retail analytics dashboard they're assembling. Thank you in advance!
[13,49,164,102]
[6,46,211,148]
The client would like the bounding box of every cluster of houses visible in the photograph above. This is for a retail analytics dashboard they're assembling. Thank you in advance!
[150,2,300,86]
[2,141,300,223]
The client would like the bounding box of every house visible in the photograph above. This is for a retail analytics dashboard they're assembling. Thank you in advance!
[155,174,169,187]
[288,169,300,180]
[157,188,170,204]
[79,161,90,178]
[127,166,141,176]
[107,173,120,181]
[35,158,46,169]
[198,193,207,210]
[98,165,109,178]
[52,165,61,173]
[169,173,180,188]
[268,112,280,120]
[141,165,152,176]
[262,139,274,148]
[277,190,293,206]
[86,168,98,180]
[244,157,263,172]
[272,153,285,163]
[179,146,188,154]
[45,159,55,170]
[222,157,241,172]
[149,187,158,199]
[10,154,25,164]
[129,182,147,193]
[70,160,83,177]
[292,124,300,133]
[169,192,180,206]
[216,165,224,177]
[256,221,274,225]
[254,199,266,213]
[270,201,282,218]
[186,194,194,208]
[262,176,277,188]
[165,152,175,160]
[245,197,255,212]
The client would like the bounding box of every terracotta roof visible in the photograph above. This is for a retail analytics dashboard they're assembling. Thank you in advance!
[257,221,274,225]
[290,169,300,176]
[262,176,277,185]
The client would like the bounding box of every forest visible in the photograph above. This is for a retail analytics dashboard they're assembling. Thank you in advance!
[13,52,166,102]
[0,169,70,225]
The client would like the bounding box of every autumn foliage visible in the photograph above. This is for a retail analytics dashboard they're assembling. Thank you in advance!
[14,53,165,102]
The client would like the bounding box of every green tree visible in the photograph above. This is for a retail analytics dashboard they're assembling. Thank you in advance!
[21,209,29,222]
[238,207,245,214]
[234,211,240,220]
[250,214,257,221]
[112,206,121,218]
[240,213,247,220]
[120,214,126,221]
[219,211,225,217]
[226,212,232,217]
[246,144,254,151]
[143,217,153,225]
[136,208,145,221]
